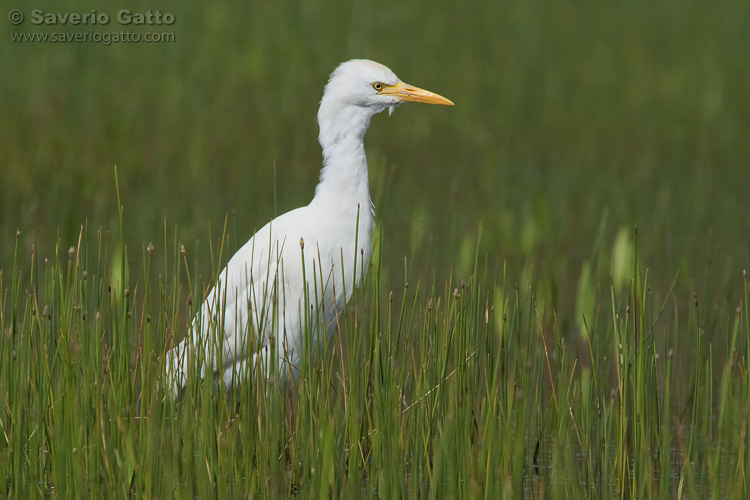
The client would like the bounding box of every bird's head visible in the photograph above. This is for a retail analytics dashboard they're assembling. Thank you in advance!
[318,59,453,150]
[322,59,453,116]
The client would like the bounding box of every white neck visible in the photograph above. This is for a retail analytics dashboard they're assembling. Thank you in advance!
[312,103,374,217]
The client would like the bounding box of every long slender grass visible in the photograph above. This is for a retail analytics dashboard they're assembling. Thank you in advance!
[1,200,748,498]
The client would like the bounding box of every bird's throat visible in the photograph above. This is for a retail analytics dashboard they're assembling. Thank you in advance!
[313,135,372,218]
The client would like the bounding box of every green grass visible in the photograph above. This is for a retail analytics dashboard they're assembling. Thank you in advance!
[2,0,750,497]
[1,209,749,498]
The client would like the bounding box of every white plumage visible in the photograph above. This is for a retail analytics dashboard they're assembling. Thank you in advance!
[165,59,453,396]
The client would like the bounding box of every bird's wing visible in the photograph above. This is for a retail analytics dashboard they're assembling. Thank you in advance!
[166,216,282,391]
[190,206,318,371]
[166,205,346,394]
[195,216,284,368]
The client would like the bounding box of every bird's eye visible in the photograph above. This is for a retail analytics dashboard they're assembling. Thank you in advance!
[372,82,385,92]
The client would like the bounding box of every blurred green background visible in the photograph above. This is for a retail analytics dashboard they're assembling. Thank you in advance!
[2,0,748,333]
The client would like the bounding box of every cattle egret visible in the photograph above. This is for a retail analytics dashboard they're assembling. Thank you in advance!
[165,59,453,396]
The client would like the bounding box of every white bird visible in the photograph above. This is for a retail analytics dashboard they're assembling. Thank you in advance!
[165,59,453,396]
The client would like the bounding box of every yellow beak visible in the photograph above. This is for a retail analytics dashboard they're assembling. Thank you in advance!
[380,81,454,106]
